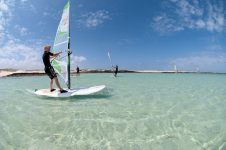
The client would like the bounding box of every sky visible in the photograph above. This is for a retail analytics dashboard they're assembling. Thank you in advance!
[0,0,226,72]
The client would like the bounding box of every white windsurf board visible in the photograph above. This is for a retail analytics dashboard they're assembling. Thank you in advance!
[32,85,106,98]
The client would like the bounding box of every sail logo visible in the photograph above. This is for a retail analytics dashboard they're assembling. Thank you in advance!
[62,16,69,26]
[59,14,69,33]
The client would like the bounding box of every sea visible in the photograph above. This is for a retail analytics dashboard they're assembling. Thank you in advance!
[0,73,226,150]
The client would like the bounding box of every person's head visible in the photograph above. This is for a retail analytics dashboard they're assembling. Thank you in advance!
[43,45,51,52]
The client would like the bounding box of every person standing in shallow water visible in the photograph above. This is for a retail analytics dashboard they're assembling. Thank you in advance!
[42,45,67,93]
[113,65,118,77]
[76,66,80,74]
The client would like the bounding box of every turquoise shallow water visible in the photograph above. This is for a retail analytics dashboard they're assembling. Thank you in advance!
[0,73,226,149]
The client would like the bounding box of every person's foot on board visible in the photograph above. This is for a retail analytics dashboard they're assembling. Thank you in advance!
[50,89,56,92]
[60,89,67,93]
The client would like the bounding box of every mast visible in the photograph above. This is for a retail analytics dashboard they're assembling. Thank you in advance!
[67,0,71,89]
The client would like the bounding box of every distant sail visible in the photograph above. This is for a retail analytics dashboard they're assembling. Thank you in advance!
[174,65,177,72]
[51,1,70,87]
[108,52,112,64]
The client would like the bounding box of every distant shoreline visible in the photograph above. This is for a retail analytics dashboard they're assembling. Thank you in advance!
[0,69,225,77]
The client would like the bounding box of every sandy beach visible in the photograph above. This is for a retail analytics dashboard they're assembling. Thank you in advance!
[0,69,45,77]
[1,69,221,77]
[0,69,121,77]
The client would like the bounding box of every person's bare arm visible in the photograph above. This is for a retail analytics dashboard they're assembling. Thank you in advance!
[50,51,62,58]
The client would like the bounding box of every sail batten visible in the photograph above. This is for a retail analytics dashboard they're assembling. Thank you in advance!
[52,1,70,88]
[54,41,68,47]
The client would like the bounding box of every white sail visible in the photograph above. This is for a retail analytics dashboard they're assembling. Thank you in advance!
[108,52,112,65]
[51,1,70,87]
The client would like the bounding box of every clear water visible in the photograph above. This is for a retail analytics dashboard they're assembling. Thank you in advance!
[0,73,226,150]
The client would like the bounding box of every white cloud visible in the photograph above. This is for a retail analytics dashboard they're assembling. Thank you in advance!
[78,4,83,8]
[0,56,42,70]
[0,0,47,70]
[152,0,225,33]
[78,10,110,28]
[0,0,9,12]
[14,25,29,36]
[176,0,203,17]
[169,51,226,72]
[0,0,15,44]
[0,40,87,70]
[152,14,184,34]
[0,40,43,69]
[43,12,49,16]
[196,19,205,28]
[20,0,28,2]
[71,55,87,66]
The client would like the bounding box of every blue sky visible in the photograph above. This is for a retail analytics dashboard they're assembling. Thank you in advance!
[0,0,226,72]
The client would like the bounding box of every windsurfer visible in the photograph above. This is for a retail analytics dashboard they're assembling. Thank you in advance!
[113,65,118,77]
[76,66,80,74]
[42,45,67,93]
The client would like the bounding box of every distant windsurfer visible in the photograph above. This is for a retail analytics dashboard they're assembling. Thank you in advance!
[113,65,118,77]
[42,45,67,93]
[76,66,80,74]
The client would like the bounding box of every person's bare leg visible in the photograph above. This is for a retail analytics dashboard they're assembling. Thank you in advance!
[50,79,53,90]
[54,77,63,90]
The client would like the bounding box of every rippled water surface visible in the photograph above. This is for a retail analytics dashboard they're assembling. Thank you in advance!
[0,73,226,150]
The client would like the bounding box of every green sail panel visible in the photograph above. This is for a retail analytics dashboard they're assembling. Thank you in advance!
[51,1,70,86]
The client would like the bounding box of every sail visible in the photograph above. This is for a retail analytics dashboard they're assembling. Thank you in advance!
[52,1,70,88]
[107,52,111,63]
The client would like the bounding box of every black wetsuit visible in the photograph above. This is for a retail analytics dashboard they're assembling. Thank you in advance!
[76,67,80,74]
[114,65,118,77]
[42,51,57,79]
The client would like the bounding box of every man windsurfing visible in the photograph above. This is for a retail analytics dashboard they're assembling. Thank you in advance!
[113,65,118,77]
[76,66,80,74]
[42,45,67,93]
